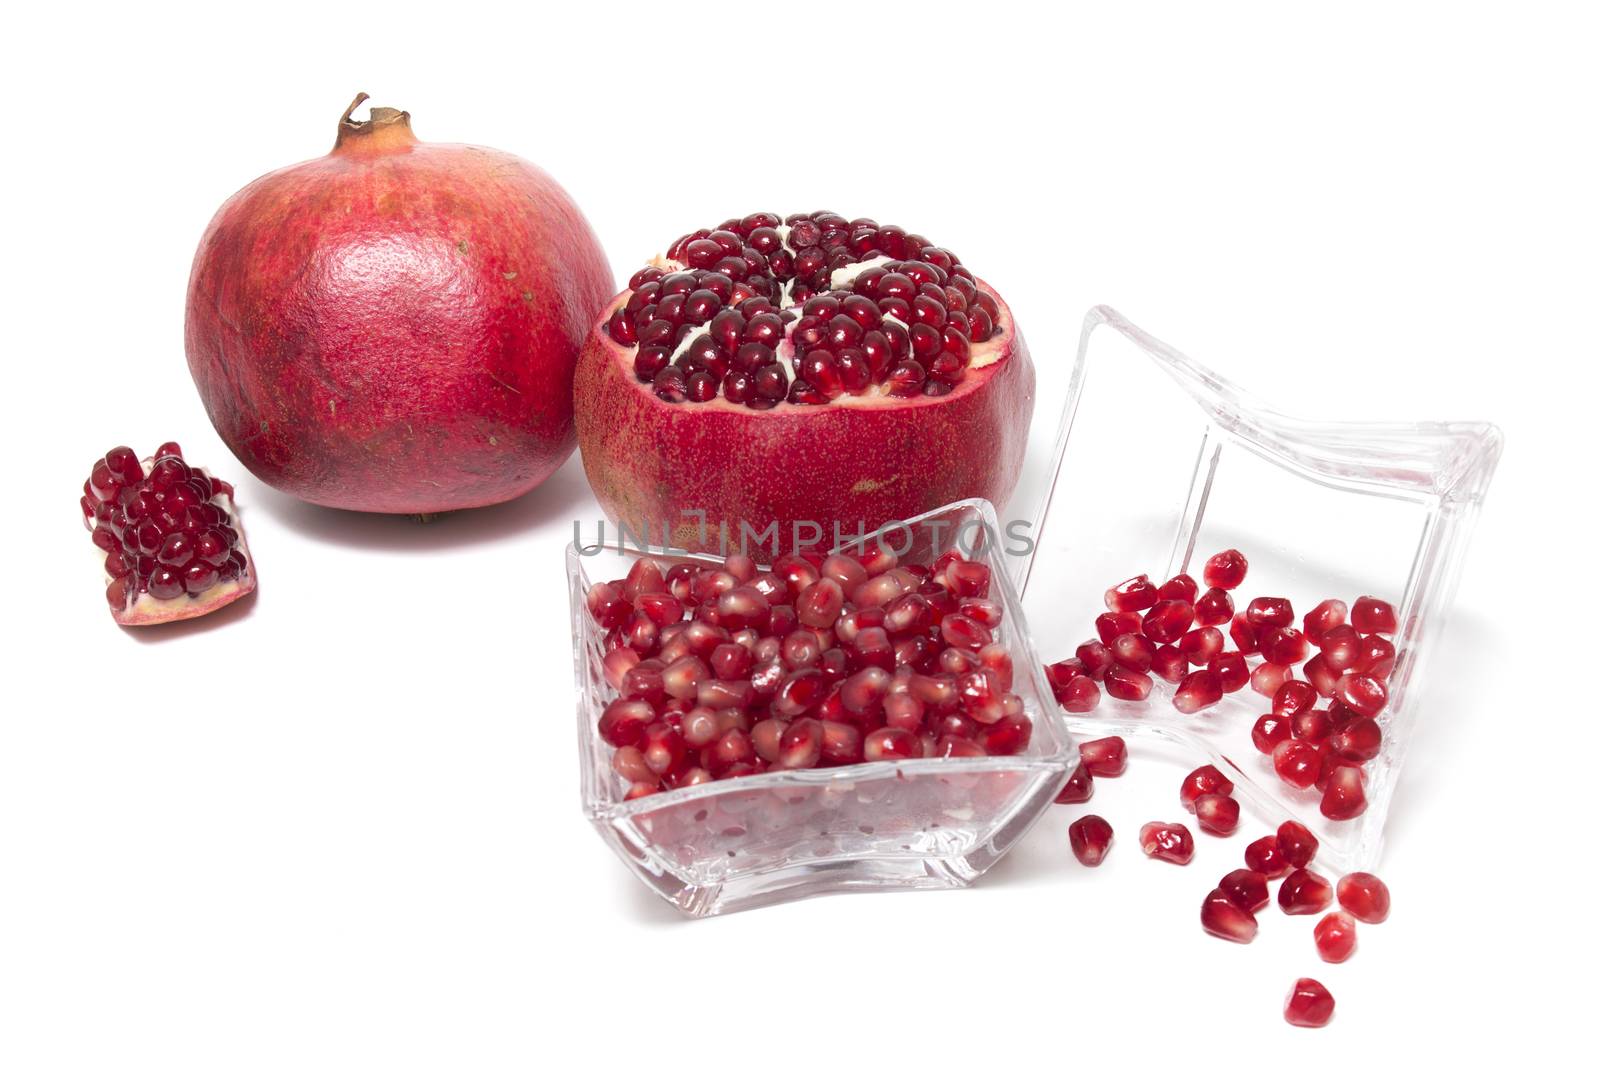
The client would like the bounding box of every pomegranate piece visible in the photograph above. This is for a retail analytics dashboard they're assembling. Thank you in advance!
[1103,665,1154,702]
[1251,713,1292,755]
[1319,624,1362,670]
[1279,868,1333,915]
[1076,640,1114,679]
[1220,868,1270,912]
[1139,821,1195,865]
[1151,644,1189,684]
[1272,679,1318,716]
[1178,626,1224,666]
[1202,549,1248,590]
[1173,670,1224,713]
[1228,614,1259,655]
[1351,595,1398,635]
[1353,634,1398,679]
[1329,716,1383,762]
[1095,610,1144,644]
[1142,599,1195,643]
[1283,978,1335,1028]
[1194,792,1241,836]
[83,444,257,626]
[1201,889,1258,944]
[1303,598,1348,645]
[1303,653,1342,698]
[1056,675,1102,714]
[1336,872,1392,923]
[1315,912,1358,963]
[1105,574,1160,612]
[1320,765,1369,820]
[1245,835,1291,879]
[1245,596,1295,631]
[1110,632,1157,672]
[1157,574,1199,603]
[1257,626,1309,666]
[863,726,920,762]
[1335,672,1389,716]
[1069,814,1114,866]
[1209,651,1250,693]
[1078,736,1128,777]
[1054,762,1094,804]
[1276,820,1319,868]
[1250,662,1292,698]
[1194,587,1234,627]
[1180,764,1233,812]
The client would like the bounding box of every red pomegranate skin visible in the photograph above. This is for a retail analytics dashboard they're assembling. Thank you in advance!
[573,282,1034,556]
[185,99,613,513]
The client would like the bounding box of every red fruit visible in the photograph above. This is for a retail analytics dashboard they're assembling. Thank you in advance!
[1076,639,1114,678]
[978,712,1032,755]
[1202,549,1248,590]
[1335,672,1389,716]
[1219,868,1270,912]
[1351,595,1398,635]
[1329,717,1383,762]
[1251,713,1292,754]
[1193,587,1234,627]
[1319,624,1362,670]
[84,444,258,625]
[598,699,656,748]
[1228,614,1258,655]
[1178,626,1223,666]
[574,217,1034,561]
[1201,889,1258,943]
[1272,740,1323,790]
[863,726,920,762]
[1258,626,1308,665]
[1078,736,1128,777]
[1290,705,1332,744]
[1250,662,1292,698]
[1139,821,1194,864]
[1180,764,1233,811]
[1303,653,1341,698]
[1157,574,1198,603]
[1284,978,1335,1027]
[1057,675,1102,714]
[1068,814,1114,866]
[1054,762,1094,803]
[1173,670,1223,713]
[1303,598,1348,645]
[1142,599,1195,643]
[1151,644,1189,684]
[1194,792,1240,836]
[1320,765,1369,820]
[1336,872,1392,923]
[1095,610,1144,644]
[1209,651,1250,693]
[1105,574,1160,612]
[1279,868,1334,915]
[1276,821,1318,868]
[1353,634,1398,679]
[186,96,611,512]
[1103,664,1153,701]
[1273,679,1318,716]
[1245,835,1291,878]
[1110,632,1156,672]
[1315,912,1358,963]
[1245,596,1295,630]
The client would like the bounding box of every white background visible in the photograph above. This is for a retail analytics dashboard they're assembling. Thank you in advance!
[2,2,1594,1062]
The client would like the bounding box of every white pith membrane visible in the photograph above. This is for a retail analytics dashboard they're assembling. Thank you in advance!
[86,456,256,625]
[604,212,1008,409]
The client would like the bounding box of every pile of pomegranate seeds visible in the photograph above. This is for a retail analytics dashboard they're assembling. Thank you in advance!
[588,547,1034,797]
[1047,548,1401,822]
[81,443,256,625]
[606,211,1002,405]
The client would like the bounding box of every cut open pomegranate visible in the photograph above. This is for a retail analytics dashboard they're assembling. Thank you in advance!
[82,443,257,626]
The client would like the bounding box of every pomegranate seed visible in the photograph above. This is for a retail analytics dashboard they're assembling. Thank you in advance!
[796,577,845,628]
[1220,868,1270,912]
[1351,595,1398,635]
[1276,821,1319,868]
[1202,549,1248,590]
[1173,670,1223,713]
[1315,912,1358,963]
[1152,643,1189,683]
[777,718,824,768]
[1272,679,1318,716]
[1228,614,1258,655]
[1095,610,1143,644]
[1139,822,1195,865]
[1251,713,1292,754]
[1209,651,1250,693]
[1180,764,1233,811]
[1057,675,1102,714]
[1258,626,1309,665]
[1157,574,1198,603]
[1303,653,1341,698]
[1336,872,1392,923]
[1110,632,1156,671]
[598,699,655,748]
[1142,599,1195,643]
[979,713,1032,755]
[1069,815,1114,866]
[1078,736,1128,777]
[863,726,920,761]
[944,559,991,598]
[1335,672,1388,716]
[1304,598,1348,645]
[940,613,991,651]
[1353,634,1397,679]
[1104,574,1159,612]
[1320,765,1368,820]
[1279,868,1333,915]
[1250,662,1292,698]
[1103,665,1153,701]
[1045,658,1083,694]
[1283,978,1335,1027]
[1319,624,1361,670]
[1178,626,1223,666]
[1054,762,1094,803]
[1272,739,1323,789]
[1194,587,1234,627]
[1290,705,1332,744]
[1329,716,1383,762]
[1245,835,1291,878]
[1194,792,1240,835]
[1201,889,1258,943]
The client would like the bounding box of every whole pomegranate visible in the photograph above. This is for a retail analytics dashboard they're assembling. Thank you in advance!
[185,94,613,514]
[574,212,1033,557]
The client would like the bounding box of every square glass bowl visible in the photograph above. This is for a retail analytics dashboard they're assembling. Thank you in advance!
[569,500,1075,917]
[1020,306,1502,871]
